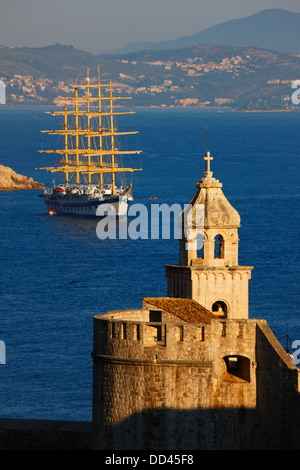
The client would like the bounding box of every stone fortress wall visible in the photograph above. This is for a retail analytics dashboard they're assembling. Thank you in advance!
[92,305,300,450]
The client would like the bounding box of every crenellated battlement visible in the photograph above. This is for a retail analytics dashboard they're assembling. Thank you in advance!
[93,310,259,376]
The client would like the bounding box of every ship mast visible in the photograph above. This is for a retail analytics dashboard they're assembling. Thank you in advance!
[64,104,69,186]
[109,81,116,194]
[37,69,142,191]
[98,67,103,190]
[86,68,91,185]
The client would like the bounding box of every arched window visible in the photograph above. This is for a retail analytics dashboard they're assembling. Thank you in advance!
[212,301,228,317]
[214,234,224,259]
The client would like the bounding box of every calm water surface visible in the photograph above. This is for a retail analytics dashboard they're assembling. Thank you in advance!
[0,107,299,421]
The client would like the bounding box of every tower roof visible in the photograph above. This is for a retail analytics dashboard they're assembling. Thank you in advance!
[187,145,241,229]
[143,297,215,324]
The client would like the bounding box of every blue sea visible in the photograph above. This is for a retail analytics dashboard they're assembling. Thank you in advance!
[0,107,299,422]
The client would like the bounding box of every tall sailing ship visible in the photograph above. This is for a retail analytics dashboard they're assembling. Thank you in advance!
[37,69,142,216]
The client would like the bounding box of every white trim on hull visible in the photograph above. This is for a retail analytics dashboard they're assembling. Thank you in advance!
[44,195,128,217]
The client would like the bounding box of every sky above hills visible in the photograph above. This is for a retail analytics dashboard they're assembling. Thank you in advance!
[0,0,300,54]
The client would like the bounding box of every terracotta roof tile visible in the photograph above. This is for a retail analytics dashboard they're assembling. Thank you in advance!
[143,297,214,324]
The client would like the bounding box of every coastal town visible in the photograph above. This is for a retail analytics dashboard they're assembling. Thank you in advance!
[4,75,72,105]
[0,49,296,108]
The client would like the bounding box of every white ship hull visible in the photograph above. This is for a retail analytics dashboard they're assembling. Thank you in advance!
[42,186,130,217]
[44,195,128,217]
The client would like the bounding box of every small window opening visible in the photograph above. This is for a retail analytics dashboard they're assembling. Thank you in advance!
[149,311,164,344]
[149,310,162,322]
[156,325,162,342]
[199,326,205,342]
[136,324,140,340]
[178,325,184,342]
[122,323,127,339]
[223,355,250,382]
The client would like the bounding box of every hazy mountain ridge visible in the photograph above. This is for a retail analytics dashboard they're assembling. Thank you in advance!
[108,9,300,55]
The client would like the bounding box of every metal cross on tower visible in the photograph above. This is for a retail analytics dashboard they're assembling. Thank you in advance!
[203,129,213,175]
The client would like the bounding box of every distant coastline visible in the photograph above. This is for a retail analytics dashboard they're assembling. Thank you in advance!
[0,104,299,113]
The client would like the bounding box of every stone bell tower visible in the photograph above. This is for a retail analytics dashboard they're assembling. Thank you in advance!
[165,144,253,319]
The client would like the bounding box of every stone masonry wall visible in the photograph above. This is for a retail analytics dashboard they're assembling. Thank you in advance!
[92,313,261,449]
[92,312,300,450]
[256,322,300,449]
[1,316,299,449]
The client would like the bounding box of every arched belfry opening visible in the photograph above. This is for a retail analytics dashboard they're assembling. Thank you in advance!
[212,300,228,317]
[214,234,224,259]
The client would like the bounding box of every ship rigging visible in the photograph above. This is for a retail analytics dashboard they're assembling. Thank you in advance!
[37,68,142,216]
